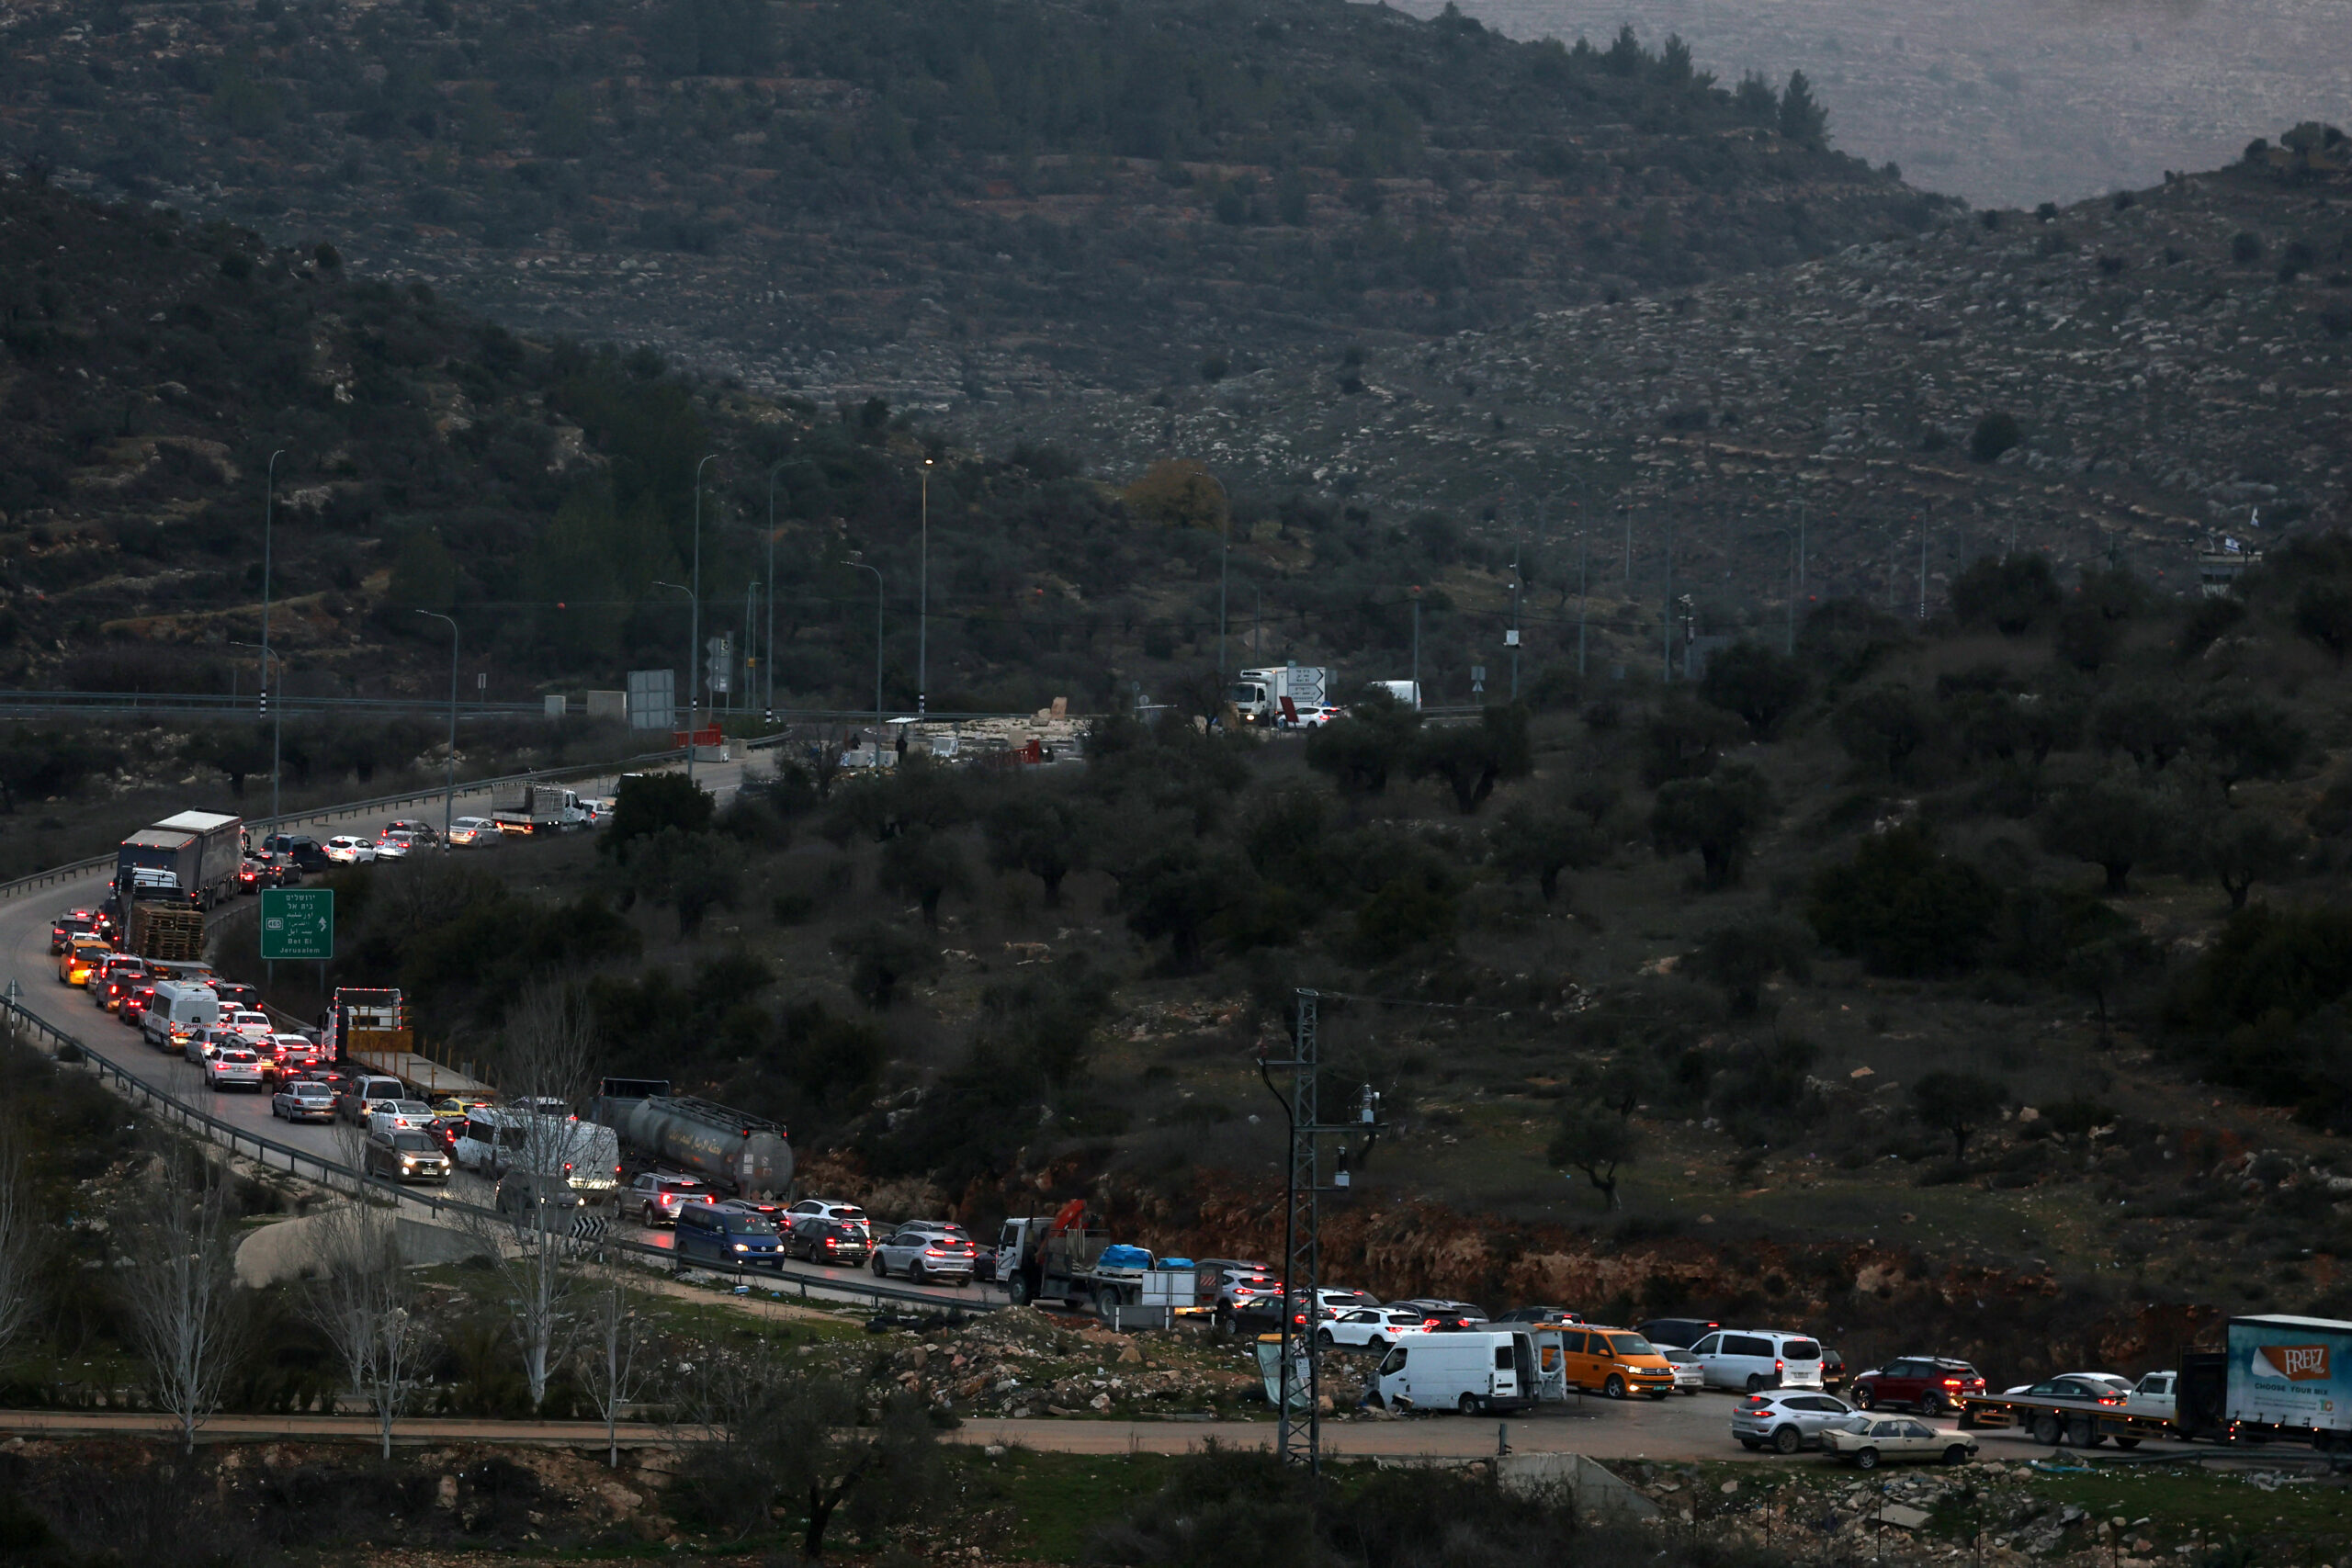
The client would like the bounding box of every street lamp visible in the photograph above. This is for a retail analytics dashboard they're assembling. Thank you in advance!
[687,455,718,778]
[413,611,458,848]
[916,457,933,716]
[261,447,285,838]
[764,458,786,727]
[652,581,695,777]
[847,559,884,733]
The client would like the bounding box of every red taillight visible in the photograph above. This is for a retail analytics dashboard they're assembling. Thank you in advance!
[1776,1359,1785,1371]
[1941,1379,1962,1387]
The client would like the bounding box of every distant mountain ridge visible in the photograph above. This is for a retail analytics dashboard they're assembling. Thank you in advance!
[3,0,1942,402]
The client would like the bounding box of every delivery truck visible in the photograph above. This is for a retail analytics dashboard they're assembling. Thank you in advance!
[116,809,244,909]
[1226,666,1329,727]
[492,783,589,835]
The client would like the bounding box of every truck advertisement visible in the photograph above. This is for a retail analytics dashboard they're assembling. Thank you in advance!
[2224,1314,2352,1434]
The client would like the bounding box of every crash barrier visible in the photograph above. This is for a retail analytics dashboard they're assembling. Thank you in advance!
[0,995,1000,1316]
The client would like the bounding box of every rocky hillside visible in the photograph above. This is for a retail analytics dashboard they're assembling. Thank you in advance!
[1,0,1941,403]
[967,130,2352,638]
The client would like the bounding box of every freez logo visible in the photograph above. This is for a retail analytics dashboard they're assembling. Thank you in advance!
[2257,1344,2332,1382]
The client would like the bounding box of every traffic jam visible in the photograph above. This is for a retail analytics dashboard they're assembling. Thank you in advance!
[44,803,2352,1466]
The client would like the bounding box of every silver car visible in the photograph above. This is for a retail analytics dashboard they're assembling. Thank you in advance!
[1731,1391,1860,1454]
[1662,1346,1706,1393]
[871,1226,976,1284]
[271,1080,337,1122]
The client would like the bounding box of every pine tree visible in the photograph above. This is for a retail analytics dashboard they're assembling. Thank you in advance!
[1778,70,1828,146]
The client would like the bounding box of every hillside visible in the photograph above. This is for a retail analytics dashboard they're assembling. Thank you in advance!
[964,131,2352,675]
[0,0,1942,403]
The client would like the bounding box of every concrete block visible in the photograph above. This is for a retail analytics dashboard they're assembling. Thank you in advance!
[1497,1452,1660,1521]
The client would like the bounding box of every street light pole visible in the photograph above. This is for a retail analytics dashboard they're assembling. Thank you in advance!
[917,457,933,716]
[261,447,285,839]
[653,581,695,775]
[413,612,458,848]
[687,455,716,780]
[764,460,786,727]
[1408,586,1421,705]
[848,561,884,732]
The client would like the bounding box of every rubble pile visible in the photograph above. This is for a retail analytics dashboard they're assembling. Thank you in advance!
[874,1306,1263,1417]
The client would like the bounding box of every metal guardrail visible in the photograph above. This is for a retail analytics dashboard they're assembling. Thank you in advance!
[0,690,551,719]
[0,994,997,1314]
[0,746,697,910]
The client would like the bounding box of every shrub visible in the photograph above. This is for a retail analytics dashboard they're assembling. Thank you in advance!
[1807,823,2000,976]
[1969,411,2023,463]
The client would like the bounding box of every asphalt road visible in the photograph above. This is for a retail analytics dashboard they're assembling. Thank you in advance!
[0,1391,2212,1465]
[0,756,1006,1313]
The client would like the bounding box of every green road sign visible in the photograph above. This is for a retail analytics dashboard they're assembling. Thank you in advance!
[260,887,334,961]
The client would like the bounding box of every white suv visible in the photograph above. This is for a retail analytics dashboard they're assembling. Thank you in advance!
[1688,1329,1827,1393]
[784,1198,873,1241]
[322,836,377,863]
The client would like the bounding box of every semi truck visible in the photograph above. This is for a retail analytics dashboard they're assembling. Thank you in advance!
[1962,1314,2352,1451]
[492,783,589,835]
[116,809,243,909]
[1226,665,1329,727]
[593,1079,794,1197]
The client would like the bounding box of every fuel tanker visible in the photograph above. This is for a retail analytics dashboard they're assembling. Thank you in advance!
[595,1080,794,1197]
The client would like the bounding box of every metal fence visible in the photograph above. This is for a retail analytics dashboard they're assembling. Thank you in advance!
[0,995,998,1314]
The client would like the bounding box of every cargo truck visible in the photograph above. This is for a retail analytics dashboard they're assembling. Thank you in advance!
[492,783,589,835]
[125,897,205,962]
[116,809,243,909]
[1963,1314,2352,1451]
[1226,665,1329,727]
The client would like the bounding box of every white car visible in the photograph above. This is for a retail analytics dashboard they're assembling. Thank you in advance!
[322,835,377,863]
[1283,705,1345,729]
[2003,1371,2132,1399]
[448,816,499,847]
[784,1198,873,1241]
[374,831,413,860]
[205,1048,267,1090]
[1820,1415,1977,1470]
[221,1009,274,1044]
[265,1032,320,1070]
[367,1099,437,1137]
[1317,1308,1427,1351]
[1662,1346,1706,1393]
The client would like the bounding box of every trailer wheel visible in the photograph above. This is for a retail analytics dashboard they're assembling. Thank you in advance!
[2030,1413,2063,1445]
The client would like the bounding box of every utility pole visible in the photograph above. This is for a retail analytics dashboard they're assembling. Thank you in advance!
[1259,990,1383,1476]
[764,460,786,726]
[1509,510,1525,701]
[917,457,933,716]
[1917,513,1928,619]
[1577,538,1589,678]
[1662,513,1674,682]
[1408,586,1421,705]
[1797,501,1808,594]
[687,454,716,780]
[1623,496,1633,588]
[261,448,285,840]
[848,560,884,732]
[1786,529,1798,655]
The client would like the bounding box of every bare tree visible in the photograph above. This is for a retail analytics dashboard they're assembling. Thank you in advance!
[0,1129,40,1360]
[117,1144,248,1452]
[579,1280,654,1468]
[304,1201,434,1459]
[465,979,598,1411]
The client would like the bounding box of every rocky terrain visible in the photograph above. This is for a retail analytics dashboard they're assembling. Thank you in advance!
[1416,0,2352,211]
[0,0,1940,406]
[966,137,2352,628]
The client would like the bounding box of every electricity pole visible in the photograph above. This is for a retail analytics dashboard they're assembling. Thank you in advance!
[1259,990,1383,1476]
[686,454,717,780]
[414,611,458,846]
[917,457,933,716]
[764,460,786,726]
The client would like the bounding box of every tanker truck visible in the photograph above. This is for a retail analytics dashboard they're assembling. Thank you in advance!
[594,1078,793,1198]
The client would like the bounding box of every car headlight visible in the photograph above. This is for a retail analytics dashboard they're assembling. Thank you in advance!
[732,1243,748,1252]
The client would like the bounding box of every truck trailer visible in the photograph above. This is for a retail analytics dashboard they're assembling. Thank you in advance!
[116,809,243,909]
[593,1080,794,1197]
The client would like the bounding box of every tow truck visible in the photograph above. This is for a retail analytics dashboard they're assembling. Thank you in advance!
[1960,1374,2174,1449]
[995,1199,1199,1320]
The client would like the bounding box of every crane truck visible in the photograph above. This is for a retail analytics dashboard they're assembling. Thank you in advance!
[993,1200,1197,1319]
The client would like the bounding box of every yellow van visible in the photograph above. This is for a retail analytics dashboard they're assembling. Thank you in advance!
[59,936,108,987]
[1557,1325,1679,1400]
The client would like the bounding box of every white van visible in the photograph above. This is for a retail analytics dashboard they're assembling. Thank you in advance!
[516,1113,621,1198]
[1375,1330,1539,1415]
[455,1107,528,1174]
[1688,1329,1826,1393]
[143,980,220,1053]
